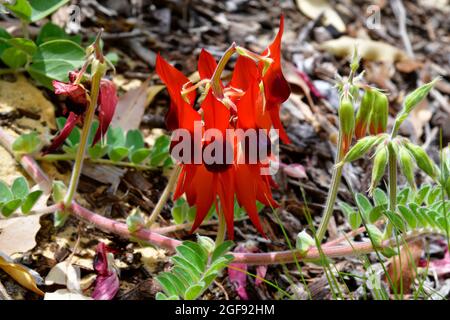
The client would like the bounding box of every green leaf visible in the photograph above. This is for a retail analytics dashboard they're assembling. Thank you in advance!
[397,187,411,205]
[52,180,67,202]
[7,38,37,55]
[105,52,119,66]
[130,148,151,164]
[126,130,145,150]
[2,199,22,217]
[184,283,204,300]
[426,187,441,206]
[183,241,207,264]
[6,0,70,22]
[88,144,108,160]
[1,47,27,68]
[0,181,13,203]
[211,240,234,262]
[172,199,187,224]
[36,22,81,45]
[366,224,383,247]
[415,184,431,205]
[368,204,387,223]
[155,292,169,300]
[27,39,85,88]
[12,132,41,154]
[107,127,126,148]
[398,205,417,229]
[21,190,43,214]
[373,188,388,206]
[150,135,171,167]
[355,193,373,221]
[339,202,361,229]
[108,146,129,162]
[11,177,29,199]
[4,0,32,21]
[0,28,12,58]
[156,274,179,297]
[176,245,206,272]
[384,210,406,233]
[171,256,200,281]
[409,203,429,227]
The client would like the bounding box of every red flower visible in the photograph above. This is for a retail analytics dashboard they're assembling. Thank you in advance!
[156,16,289,239]
[45,74,118,153]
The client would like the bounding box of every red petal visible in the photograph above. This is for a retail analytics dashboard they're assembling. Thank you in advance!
[52,80,88,106]
[44,112,79,154]
[93,80,118,145]
[234,165,266,237]
[268,106,290,144]
[198,49,217,80]
[230,56,259,91]
[237,77,260,129]
[261,15,290,106]
[217,169,235,239]
[155,54,200,132]
[202,90,230,133]
[189,165,217,234]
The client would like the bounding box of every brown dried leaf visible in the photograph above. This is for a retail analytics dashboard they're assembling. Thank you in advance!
[320,36,408,63]
[296,0,345,32]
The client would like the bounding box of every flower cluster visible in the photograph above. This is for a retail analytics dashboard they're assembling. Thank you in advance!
[156,16,290,239]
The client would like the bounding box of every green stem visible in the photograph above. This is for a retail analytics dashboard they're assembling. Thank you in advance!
[36,154,156,171]
[21,19,29,39]
[215,207,226,247]
[146,165,182,228]
[384,143,397,239]
[317,131,344,242]
[63,71,102,207]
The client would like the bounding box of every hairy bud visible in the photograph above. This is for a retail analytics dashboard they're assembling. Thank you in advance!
[368,90,388,135]
[339,134,387,165]
[404,142,437,179]
[398,146,416,190]
[355,88,374,139]
[369,145,388,195]
[339,97,355,155]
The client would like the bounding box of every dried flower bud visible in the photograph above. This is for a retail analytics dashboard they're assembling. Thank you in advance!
[339,97,355,155]
[368,90,388,135]
[404,142,437,179]
[339,134,387,165]
[398,146,416,190]
[355,88,375,139]
[369,145,388,195]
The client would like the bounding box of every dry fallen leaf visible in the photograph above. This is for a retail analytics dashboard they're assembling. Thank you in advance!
[0,214,43,256]
[111,80,153,131]
[0,251,44,296]
[296,0,345,33]
[0,75,56,131]
[44,260,93,300]
[409,100,432,138]
[386,240,423,293]
[320,36,408,63]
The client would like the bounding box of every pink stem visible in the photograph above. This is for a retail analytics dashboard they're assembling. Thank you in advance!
[0,127,416,265]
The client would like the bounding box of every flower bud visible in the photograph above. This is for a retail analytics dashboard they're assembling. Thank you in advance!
[340,134,387,164]
[339,97,355,155]
[369,145,388,195]
[404,142,437,179]
[403,77,440,114]
[355,88,375,139]
[398,146,416,190]
[368,90,388,135]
